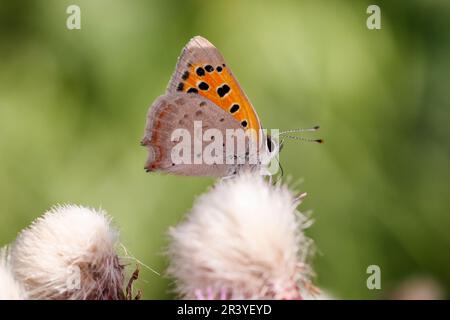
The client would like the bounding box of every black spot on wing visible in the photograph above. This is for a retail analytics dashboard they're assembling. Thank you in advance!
[217,84,231,98]
[198,82,209,91]
[230,104,240,113]
[196,67,205,76]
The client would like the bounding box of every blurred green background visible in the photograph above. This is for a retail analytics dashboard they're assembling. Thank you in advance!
[1,0,449,299]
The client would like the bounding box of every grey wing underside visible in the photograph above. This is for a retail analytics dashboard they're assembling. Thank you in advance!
[141,93,244,177]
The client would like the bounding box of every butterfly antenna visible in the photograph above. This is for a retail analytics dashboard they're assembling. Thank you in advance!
[280,126,320,135]
[279,126,323,143]
[283,135,324,144]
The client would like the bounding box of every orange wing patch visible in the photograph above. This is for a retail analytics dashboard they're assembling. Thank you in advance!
[175,63,260,133]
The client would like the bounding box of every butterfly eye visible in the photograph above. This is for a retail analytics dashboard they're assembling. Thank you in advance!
[267,136,273,153]
[266,136,280,154]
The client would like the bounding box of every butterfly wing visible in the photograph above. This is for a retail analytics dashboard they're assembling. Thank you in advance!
[141,93,248,177]
[167,36,262,137]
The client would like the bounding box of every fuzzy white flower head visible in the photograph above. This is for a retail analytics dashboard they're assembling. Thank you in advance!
[167,173,315,299]
[10,205,124,300]
[0,248,27,300]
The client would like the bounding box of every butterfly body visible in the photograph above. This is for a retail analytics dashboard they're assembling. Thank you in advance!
[142,36,276,177]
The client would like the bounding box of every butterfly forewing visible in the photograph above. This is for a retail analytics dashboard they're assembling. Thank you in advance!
[167,36,262,136]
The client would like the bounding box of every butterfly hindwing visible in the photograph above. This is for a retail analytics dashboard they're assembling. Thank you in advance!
[141,93,247,177]
[167,36,262,135]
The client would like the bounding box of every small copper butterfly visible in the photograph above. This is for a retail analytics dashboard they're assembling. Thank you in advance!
[141,36,321,177]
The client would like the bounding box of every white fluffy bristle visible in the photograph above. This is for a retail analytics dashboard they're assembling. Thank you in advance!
[10,205,124,300]
[167,173,315,299]
[0,248,27,300]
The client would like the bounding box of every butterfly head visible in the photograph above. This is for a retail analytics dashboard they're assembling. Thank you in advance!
[265,134,280,158]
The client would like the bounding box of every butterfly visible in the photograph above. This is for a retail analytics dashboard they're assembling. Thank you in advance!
[141,36,320,177]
